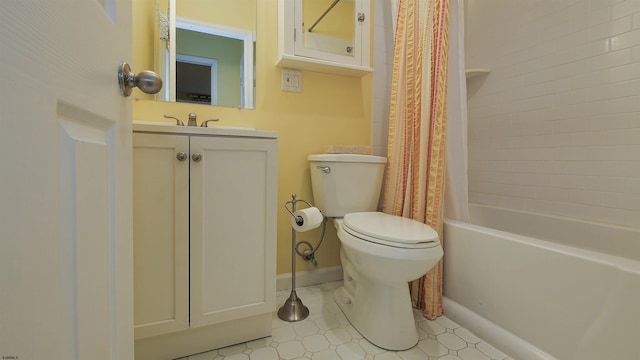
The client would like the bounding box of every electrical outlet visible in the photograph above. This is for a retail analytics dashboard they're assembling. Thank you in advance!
[281,69,302,93]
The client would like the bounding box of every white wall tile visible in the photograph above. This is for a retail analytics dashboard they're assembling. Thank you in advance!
[546,201,586,219]
[590,15,632,40]
[624,210,640,227]
[589,48,632,70]
[467,0,640,227]
[612,0,640,19]
[570,68,610,89]
[611,28,640,50]
[633,45,640,61]
[609,60,640,81]
[586,4,611,26]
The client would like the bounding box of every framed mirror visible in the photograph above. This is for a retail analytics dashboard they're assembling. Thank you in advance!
[155,0,256,109]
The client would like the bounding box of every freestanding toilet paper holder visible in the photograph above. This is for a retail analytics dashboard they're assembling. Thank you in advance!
[278,193,326,322]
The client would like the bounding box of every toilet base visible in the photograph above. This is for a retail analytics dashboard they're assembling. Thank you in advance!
[333,278,419,351]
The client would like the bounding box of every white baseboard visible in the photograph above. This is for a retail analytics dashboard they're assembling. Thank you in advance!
[276,266,343,291]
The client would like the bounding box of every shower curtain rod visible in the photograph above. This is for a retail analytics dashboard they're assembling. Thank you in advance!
[308,0,341,32]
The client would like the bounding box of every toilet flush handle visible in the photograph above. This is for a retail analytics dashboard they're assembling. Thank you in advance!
[316,165,331,173]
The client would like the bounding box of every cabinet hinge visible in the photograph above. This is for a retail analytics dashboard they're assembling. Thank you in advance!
[294,28,297,42]
[357,12,365,22]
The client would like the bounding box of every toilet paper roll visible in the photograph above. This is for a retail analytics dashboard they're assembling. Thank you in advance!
[291,207,323,232]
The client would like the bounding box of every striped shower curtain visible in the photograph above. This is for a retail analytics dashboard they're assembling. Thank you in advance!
[382,0,450,320]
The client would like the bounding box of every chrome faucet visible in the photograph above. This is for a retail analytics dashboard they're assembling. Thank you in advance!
[188,113,197,126]
[164,113,219,127]
[200,118,220,127]
[163,114,184,126]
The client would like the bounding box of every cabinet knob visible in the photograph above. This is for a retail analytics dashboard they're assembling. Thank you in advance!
[176,152,187,161]
[191,153,202,162]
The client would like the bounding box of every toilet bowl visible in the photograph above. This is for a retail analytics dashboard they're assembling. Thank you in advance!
[335,213,442,350]
[308,154,444,350]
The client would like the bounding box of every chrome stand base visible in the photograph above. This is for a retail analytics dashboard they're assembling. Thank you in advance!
[277,290,309,322]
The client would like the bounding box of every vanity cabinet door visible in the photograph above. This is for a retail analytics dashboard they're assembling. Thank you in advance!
[132,133,190,339]
[189,136,278,328]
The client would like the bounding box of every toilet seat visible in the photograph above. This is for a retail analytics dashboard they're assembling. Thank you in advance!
[342,212,439,249]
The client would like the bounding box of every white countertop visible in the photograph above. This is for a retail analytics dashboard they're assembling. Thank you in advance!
[133,121,278,139]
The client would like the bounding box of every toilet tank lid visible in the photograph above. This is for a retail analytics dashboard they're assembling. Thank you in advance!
[308,154,387,163]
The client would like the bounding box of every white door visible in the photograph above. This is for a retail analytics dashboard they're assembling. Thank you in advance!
[0,1,133,359]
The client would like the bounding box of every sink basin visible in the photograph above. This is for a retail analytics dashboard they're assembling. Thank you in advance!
[132,121,276,139]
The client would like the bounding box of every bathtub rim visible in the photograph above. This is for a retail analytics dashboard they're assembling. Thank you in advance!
[442,215,640,360]
[464,203,640,263]
[443,217,640,273]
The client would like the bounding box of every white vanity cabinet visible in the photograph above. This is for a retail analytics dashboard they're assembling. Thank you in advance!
[132,123,278,360]
[277,0,372,76]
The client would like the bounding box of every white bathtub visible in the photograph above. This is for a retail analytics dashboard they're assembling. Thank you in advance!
[443,204,640,360]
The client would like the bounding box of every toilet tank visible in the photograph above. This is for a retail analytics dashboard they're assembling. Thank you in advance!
[308,154,387,217]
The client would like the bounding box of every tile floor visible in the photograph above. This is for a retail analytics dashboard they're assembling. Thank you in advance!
[179,281,513,360]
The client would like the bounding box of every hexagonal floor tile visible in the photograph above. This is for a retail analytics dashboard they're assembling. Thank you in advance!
[185,282,510,360]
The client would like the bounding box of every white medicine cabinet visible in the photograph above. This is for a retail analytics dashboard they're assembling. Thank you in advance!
[277,0,372,77]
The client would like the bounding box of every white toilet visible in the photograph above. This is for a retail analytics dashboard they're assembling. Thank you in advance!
[308,154,443,351]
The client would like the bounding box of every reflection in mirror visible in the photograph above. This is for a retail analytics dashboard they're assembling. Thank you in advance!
[302,0,355,57]
[155,0,256,109]
[175,53,216,104]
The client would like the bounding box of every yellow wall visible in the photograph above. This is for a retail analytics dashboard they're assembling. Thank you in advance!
[132,0,373,275]
[179,0,255,31]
